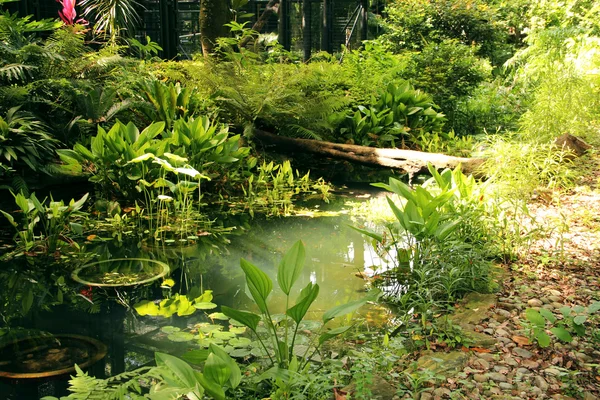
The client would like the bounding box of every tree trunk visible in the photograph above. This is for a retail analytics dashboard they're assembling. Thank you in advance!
[200,0,231,56]
[252,129,485,175]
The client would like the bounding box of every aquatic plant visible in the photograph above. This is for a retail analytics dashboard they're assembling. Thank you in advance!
[221,240,382,370]
[0,191,88,254]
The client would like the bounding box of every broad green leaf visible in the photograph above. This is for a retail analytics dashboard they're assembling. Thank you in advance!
[538,308,556,323]
[209,344,241,389]
[203,353,230,387]
[213,331,236,340]
[525,309,546,328]
[134,300,160,316]
[181,349,210,365]
[588,301,600,313]
[278,241,306,295]
[550,327,573,342]
[221,306,261,331]
[240,258,273,314]
[155,352,198,388]
[535,330,551,348]
[349,225,383,242]
[322,288,381,323]
[319,325,351,345]
[286,283,319,324]
[573,315,587,325]
[196,372,225,400]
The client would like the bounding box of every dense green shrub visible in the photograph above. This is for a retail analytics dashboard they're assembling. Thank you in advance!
[330,81,446,147]
[399,40,492,131]
[378,0,512,66]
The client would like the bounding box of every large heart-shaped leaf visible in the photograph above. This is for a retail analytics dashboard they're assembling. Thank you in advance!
[286,283,319,324]
[240,258,272,313]
[221,306,261,331]
[278,241,306,295]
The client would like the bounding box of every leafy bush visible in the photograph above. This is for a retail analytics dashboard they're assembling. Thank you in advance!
[399,40,492,131]
[378,0,512,65]
[330,81,446,147]
[0,107,59,176]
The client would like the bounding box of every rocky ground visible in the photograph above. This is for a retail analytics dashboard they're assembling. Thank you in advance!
[406,160,600,399]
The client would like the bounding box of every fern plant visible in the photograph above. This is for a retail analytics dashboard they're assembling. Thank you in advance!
[0,107,59,174]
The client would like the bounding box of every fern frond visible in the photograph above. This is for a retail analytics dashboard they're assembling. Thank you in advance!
[284,124,323,140]
[10,174,29,196]
[0,63,35,82]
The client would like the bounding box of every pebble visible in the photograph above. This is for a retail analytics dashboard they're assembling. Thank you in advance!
[516,368,530,375]
[472,358,490,370]
[499,382,514,390]
[497,337,512,344]
[433,388,451,397]
[548,295,562,302]
[513,347,533,359]
[498,301,520,311]
[420,393,432,400]
[478,353,497,361]
[483,328,495,335]
[496,328,510,337]
[534,375,549,392]
[548,289,561,297]
[473,373,487,382]
[540,297,551,304]
[521,359,540,369]
[528,299,543,307]
[496,309,512,318]
[542,304,555,311]
[544,367,561,376]
[494,366,510,374]
[488,372,507,382]
[504,357,518,366]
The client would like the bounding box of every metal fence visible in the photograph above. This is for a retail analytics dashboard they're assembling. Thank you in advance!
[5,0,368,60]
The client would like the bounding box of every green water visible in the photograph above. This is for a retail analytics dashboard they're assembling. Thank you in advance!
[0,196,392,398]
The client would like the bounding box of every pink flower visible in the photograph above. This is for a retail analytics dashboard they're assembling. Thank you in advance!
[57,0,76,25]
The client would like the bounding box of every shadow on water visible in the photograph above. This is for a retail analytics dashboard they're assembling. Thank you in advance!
[0,193,391,399]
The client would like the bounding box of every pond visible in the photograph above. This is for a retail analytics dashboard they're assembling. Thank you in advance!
[0,189,393,399]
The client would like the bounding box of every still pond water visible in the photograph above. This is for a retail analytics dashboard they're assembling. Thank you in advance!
[0,194,392,399]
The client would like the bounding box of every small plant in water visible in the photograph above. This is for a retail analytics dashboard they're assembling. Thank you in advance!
[221,240,381,371]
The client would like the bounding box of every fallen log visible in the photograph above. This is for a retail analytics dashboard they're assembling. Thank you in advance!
[252,129,485,175]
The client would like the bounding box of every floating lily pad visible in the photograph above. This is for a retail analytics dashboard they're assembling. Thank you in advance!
[197,324,223,334]
[212,331,236,340]
[250,346,268,357]
[208,312,229,320]
[193,302,217,310]
[160,326,181,334]
[229,327,247,335]
[229,337,252,348]
[229,318,246,327]
[229,348,251,358]
[167,332,195,342]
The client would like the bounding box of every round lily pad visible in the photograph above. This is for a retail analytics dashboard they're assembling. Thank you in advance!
[208,312,229,320]
[197,324,223,333]
[212,331,236,340]
[161,326,181,334]
[229,348,251,358]
[194,302,217,310]
[229,337,252,348]
[229,327,247,335]
[168,332,195,342]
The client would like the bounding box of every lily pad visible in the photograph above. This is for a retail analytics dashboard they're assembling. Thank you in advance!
[229,337,252,348]
[208,312,229,320]
[197,337,224,348]
[194,302,218,310]
[229,348,251,358]
[212,331,236,340]
[197,324,223,334]
[167,332,195,342]
[161,326,181,334]
[229,327,247,335]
